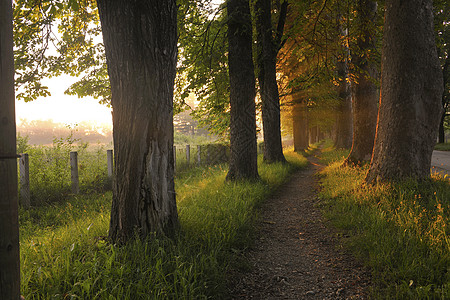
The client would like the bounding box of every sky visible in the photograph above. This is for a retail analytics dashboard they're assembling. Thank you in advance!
[15,75,113,128]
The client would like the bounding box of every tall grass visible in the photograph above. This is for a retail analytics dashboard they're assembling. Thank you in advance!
[20,150,308,299]
[17,133,110,205]
[319,147,450,298]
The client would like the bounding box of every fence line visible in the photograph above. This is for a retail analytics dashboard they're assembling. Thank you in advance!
[106,149,113,178]
[186,144,190,166]
[19,153,30,208]
[70,151,79,194]
[18,144,231,207]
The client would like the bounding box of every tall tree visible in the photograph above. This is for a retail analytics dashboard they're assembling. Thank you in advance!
[334,12,353,149]
[226,0,259,181]
[292,101,309,151]
[96,0,179,242]
[345,0,379,164]
[255,0,287,163]
[434,1,450,144]
[0,0,21,297]
[366,0,443,183]
[439,56,450,143]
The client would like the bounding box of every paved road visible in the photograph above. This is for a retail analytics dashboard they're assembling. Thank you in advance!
[431,151,450,177]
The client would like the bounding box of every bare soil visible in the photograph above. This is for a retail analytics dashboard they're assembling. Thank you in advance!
[228,154,371,299]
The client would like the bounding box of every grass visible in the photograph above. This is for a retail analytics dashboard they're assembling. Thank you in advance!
[17,134,111,205]
[318,146,450,299]
[20,150,308,299]
[435,143,450,151]
[18,132,227,205]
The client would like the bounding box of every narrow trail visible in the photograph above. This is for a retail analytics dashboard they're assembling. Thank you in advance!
[228,153,371,299]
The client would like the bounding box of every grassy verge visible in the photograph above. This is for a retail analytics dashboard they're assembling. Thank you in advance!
[318,147,450,298]
[435,143,450,151]
[20,150,307,299]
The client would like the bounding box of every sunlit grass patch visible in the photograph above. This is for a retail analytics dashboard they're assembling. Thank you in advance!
[21,150,308,299]
[319,142,350,165]
[319,151,450,298]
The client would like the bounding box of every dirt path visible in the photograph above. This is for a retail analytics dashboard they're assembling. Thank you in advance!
[228,154,371,299]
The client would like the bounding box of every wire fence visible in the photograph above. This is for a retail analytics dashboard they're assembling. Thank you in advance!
[18,143,232,208]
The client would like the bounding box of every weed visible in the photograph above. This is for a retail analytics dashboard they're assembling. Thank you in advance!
[319,147,450,298]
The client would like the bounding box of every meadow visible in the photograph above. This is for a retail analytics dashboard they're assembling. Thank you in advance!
[18,133,308,299]
[319,144,450,298]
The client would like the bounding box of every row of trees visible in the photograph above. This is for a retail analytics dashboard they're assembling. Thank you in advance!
[0,0,447,297]
[281,0,446,182]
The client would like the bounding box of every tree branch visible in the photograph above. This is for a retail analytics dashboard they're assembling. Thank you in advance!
[275,0,288,51]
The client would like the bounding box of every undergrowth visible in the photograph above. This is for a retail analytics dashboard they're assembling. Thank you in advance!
[435,143,450,151]
[20,150,307,299]
[319,147,450,299]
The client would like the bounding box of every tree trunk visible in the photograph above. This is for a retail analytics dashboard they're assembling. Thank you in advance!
[366,0,443,183]
[345,0,379,165]
[334,20,353,149]
[255,0,287,163]
[292,102,309,151]
[310,126,319,144]
[97,0,179,242]
[226,0,259,181]
[438,57,449,144]
[334,81,352,148]
[439,113,445,144]
[0,0,21,297]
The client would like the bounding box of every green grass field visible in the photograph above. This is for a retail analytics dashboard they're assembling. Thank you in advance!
[319,145,450,298]
[19,148,307,299]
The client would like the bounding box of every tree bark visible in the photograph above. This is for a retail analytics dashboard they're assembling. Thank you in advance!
[309,125,319,144]
[439,112,446,143]
[0,0,21,297]
[255,0,287,163]
[345,0,379,165]
[366,0,443,183]
[292,102,309,151]
[334,20,353,149]
[97,0,179,242]
[226,0,259,181]
[438,56,449,144]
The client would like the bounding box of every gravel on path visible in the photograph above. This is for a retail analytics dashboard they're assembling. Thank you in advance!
[228,154,371,299]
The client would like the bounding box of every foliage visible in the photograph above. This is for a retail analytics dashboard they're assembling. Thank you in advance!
[20,150,307,299]
[174,131,216,146]
[177,0,230,136]
[280,0,384,136]
[319,148,450,298]
[13,0,107,103]
[435,143,450,151]
[13,0,232,136]
[278,0,344,135]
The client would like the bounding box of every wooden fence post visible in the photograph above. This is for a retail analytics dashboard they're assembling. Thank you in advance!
[197,145,201,166]
[186,144,190,166]
[70,151,79,194]
[106,149,113,178]
[173,146,176,173]
[19,153,30,208]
